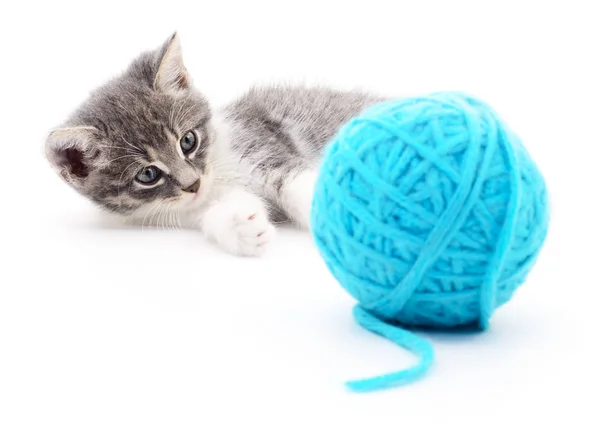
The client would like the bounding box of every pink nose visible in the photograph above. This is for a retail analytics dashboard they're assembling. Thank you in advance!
[182,179,200,194]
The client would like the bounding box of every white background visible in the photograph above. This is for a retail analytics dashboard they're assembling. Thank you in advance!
[1,1,599,430]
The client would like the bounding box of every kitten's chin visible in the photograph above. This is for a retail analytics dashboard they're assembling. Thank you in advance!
[184,193,208,210]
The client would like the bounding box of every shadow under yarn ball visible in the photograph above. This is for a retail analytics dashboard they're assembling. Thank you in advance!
[310,92,549,391]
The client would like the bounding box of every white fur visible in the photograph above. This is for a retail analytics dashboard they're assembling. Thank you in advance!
[209,112,245,180]
[279,170,317,229]
[199,188,275,257]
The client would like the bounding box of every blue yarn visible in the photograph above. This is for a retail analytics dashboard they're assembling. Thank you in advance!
[310,92,549,392]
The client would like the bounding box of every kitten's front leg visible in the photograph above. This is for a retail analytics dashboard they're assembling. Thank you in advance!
[199,188,275,257]
[279,170,318,230]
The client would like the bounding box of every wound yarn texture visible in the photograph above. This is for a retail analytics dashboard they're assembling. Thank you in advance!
[310,92,549,392]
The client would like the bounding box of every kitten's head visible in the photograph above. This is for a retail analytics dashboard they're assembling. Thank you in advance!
[46,34,218,219]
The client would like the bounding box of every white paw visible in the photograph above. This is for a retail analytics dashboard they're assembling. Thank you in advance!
[202,189,275,257]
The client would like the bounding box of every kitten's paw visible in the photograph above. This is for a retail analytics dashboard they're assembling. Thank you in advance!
[202,190,275,257]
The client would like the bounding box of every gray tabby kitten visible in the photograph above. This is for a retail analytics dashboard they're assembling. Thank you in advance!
[45,34,381,256]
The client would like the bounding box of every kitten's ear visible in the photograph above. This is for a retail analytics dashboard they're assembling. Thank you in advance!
[153,33,191,94]
[45,126,100,187]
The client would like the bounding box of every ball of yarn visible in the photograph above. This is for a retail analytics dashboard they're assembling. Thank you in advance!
[311,92,549,392]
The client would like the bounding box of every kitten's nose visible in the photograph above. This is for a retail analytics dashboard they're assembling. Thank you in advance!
[182,179,200,194]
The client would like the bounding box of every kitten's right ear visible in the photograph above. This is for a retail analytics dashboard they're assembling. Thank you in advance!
[45,126,99,187]
[153,33,191,94]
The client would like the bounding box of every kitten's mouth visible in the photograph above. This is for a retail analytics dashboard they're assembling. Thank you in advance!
[183,187,208,209]
[188,174,213,207]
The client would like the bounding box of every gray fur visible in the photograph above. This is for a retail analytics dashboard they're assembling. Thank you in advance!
[45,34,382,225]
[224,86,382,203]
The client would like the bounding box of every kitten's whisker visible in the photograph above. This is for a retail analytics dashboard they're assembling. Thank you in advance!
[171,98,184,132]
[168,202,183,231]
[142,199,162,229]
[151,200,166,229]
[155,203,164,230]
[166,206,174,230]
[120,102,146,129]
[121,137,145,154]
[159,200,170,230]
[178,104,196,127]
[174,93,192,129]
[155,202,166,230]
[172,211,178,230]
[96,144,143,156]
[164,207,171,230]
[112,100,145,129]
[149,198,169,229]
[105,154,140,164]
[176,210,183,230]
[169,99,177,131]
[171,210,178,230]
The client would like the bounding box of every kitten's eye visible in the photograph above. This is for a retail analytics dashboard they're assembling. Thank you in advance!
[180,131,198,154]
[135,166,162,185]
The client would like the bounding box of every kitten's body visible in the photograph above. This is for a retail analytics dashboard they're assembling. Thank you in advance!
[46,34,381,256]
[220,86,382,223]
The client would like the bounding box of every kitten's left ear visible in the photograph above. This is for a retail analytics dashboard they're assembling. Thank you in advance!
[154,33,191,93]
[45,126,100,189]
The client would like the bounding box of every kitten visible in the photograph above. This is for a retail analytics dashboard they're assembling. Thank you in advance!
[45,33,382,256]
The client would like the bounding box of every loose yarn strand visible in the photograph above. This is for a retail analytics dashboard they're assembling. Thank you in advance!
[346,306,435,392]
